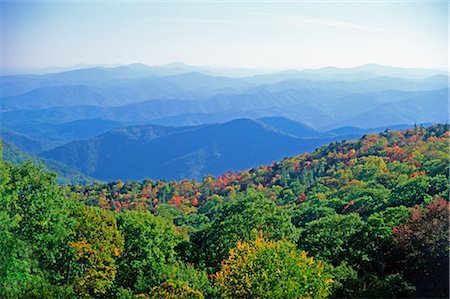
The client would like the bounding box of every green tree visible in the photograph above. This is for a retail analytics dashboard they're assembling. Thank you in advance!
[298,213,368,268]
[292,205,336,228]
[115,210,182,293]
[0,157,75,298]
[389,175,432,207]
[190,189,298,271]
[147,280,204,299]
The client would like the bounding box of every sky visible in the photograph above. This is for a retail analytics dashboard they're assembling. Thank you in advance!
[0,0,448,71]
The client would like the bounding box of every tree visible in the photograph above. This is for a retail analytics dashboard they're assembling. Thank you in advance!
[147,280,204,299]
[356,156,388,182]
[391,197,449,298]
[298,213,369,268]
[0,158,75,298]
[115,210,182,293]
[389,175,432,207]
[292,205,336,228]
[68,205,123,297]
[190,189,298,270]
[214,237,333,298]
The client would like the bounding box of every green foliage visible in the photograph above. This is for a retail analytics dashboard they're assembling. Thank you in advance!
[366,206,411,243]
[159,262,216,298]
[147,280,204,299]
[115,210,182,293]
[292,205,336,228]
[389,175,432,207]
[298,213,369,268]
[362,273,415,298]
[1,125,449,298]
[2,141,95,185]
[0,157,76,298]
[326,262,359,298]
[189,189,298,271]
[154,203,209,232]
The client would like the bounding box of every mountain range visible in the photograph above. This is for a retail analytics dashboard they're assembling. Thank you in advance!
[40,117,414,181]
[1,63,447,182]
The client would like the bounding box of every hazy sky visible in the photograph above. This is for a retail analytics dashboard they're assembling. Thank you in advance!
[1,0,448,71]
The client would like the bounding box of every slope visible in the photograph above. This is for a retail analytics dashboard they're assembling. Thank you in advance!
[41,119,341,181]
[1,141,96,185]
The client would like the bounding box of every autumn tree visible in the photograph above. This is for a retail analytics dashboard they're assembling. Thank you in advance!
[68,205,123,297]
[214,237,333,298]
[391,197,449,298]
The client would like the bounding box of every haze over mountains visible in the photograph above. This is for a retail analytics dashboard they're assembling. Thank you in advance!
[39,118,386,181]
[0,63,447,182]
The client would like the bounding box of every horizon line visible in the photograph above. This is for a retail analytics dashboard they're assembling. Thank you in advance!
[1,61,447,76]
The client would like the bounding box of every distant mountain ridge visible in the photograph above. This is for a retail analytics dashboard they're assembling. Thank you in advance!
[3,87,446,130]
[40,118,416,181]
[1,63,447,183]
[1,63,446,98]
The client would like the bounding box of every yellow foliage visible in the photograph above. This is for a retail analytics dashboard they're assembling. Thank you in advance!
[69,206,124,297]
[214,237,333,298]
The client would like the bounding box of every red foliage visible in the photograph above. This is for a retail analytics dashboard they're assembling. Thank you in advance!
[191,196,199,207]
[168,195,185,207]
[297,192,307,204]
[391,196,449,292]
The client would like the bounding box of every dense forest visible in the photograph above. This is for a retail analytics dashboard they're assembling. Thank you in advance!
[1,124,448,298]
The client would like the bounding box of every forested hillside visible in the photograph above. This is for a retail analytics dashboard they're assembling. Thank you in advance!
[1,141,96,184]
[41,118,357,181]
[1,124,448,298]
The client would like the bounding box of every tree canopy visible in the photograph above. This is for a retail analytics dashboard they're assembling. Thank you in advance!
[1,124,448,298]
